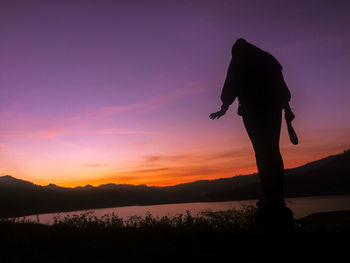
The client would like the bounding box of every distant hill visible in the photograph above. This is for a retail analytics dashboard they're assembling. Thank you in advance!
[1,150,350,218]
[204,150,350,201]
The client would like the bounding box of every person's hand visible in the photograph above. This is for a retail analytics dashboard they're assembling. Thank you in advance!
[209,110,226,120]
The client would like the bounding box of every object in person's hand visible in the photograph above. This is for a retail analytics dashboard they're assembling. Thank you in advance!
[284,105,298,145]
[286,120,298,145]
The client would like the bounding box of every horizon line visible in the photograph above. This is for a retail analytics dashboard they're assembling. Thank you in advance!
[2,148,348,189]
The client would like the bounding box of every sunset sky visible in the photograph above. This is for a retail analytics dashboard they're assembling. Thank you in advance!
[1,0,350,187]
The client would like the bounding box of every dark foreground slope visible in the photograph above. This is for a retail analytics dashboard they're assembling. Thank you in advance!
[1,150,350,218]
[0,209,349,263]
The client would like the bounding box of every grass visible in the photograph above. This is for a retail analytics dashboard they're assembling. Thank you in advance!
[50,205,257,230]
[0,206,349,263]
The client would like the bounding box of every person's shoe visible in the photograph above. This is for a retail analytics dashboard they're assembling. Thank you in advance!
[255,196,294,234]
[256,196,285,210]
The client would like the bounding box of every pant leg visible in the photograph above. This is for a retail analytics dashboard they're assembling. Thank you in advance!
[242,109,284,198]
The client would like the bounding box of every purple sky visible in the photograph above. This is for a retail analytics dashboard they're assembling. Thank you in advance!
[1,0,350,186]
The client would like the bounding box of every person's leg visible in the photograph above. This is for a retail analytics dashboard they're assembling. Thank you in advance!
[243,110,284,203]
[244,110,294,234]
[261,110,284,200]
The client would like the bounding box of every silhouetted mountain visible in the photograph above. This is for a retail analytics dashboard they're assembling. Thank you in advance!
[203,150,350,200]
[284,149,350,196]
[0,175,38,188]
[1,150,350,218]
[44,183,61,190]
[98,183,148,190]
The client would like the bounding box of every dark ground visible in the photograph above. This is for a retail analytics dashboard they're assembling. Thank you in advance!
[0,209,349,263]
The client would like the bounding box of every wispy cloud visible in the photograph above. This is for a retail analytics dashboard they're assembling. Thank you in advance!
[34,127,160,139]
[140,148,253,167]
[80,163,109,168]
[64,86,204,124]
[0,87,204,139]
[89,163,256,187]
[87,148,256,186]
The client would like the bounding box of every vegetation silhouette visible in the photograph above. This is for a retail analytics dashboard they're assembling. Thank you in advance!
[1,208,349,262]
[210,38,297,231]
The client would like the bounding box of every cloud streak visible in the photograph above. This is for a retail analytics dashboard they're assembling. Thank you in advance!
[0,86,204,139]
[86,148,257,186]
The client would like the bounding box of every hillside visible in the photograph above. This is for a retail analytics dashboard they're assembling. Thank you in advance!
[1,150,350,218]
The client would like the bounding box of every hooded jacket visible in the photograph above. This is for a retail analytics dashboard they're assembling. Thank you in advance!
[221,38,291,115]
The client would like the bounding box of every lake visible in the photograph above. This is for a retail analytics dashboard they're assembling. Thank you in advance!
[21,195,350,225]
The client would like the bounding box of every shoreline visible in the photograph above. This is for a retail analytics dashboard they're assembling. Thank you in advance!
[5,199,350,227]
[4,193,350,222]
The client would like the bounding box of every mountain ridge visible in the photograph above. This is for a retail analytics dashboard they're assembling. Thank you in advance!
[1,149,349,218]
[2,150,348,190]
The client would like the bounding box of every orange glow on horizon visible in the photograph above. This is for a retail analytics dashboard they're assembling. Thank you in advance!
[9,153,337,188]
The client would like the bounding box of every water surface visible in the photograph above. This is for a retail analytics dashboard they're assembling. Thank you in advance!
[22,195,350,225]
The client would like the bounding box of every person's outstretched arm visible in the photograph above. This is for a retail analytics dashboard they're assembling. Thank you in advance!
[209,59,237,119]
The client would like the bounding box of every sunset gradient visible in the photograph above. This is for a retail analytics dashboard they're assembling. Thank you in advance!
[1,0,350,187]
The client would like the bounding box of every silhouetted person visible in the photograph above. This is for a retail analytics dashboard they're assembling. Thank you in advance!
[210,38,296,230]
